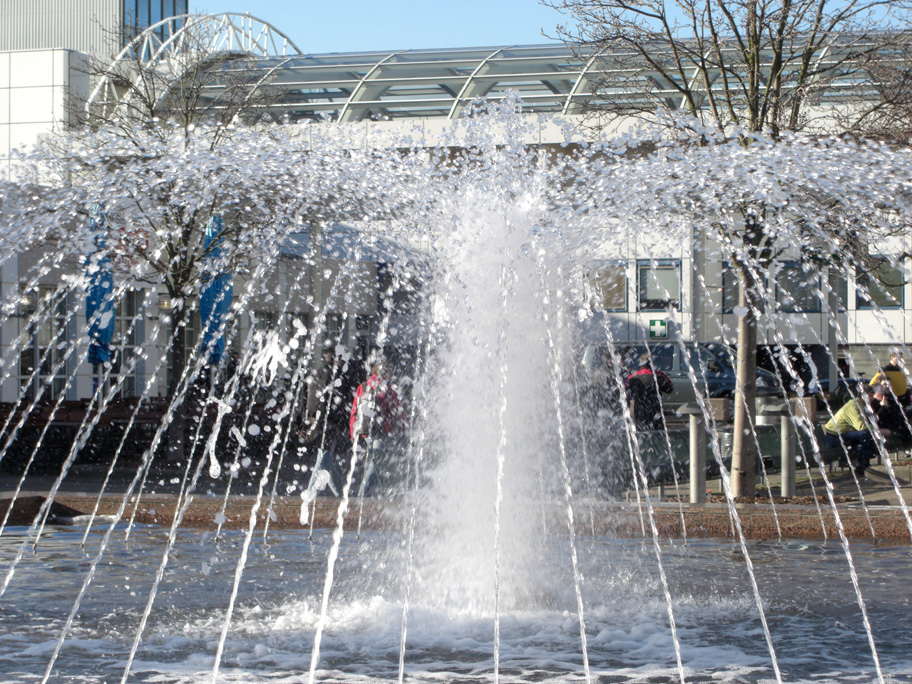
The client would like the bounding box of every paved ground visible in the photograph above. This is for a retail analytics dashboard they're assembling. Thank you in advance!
[687,456,912,508]
[2,455,912,541]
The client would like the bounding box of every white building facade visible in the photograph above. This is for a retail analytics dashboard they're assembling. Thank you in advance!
[1,2,909,402]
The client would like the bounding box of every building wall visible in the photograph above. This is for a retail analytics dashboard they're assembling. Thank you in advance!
[0,0,122,55]
[0,48,90,182]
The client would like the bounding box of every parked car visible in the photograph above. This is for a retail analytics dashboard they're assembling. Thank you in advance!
[580,340,781,410]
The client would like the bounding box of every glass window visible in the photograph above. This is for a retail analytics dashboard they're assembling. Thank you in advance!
[324,313,345,352]
[136,0,150,27]
[646,344,675,371]
[589,263,627,312]
[123,0,137,21]
[284,313,309,340]
[252,310,277,331]
[637,260,681,310]
[617,344,646,372]
[283,313,309,368]
[172,0,187,31]
[19,286,69,400]
[166,309,200,394]
[111,290,140,397]
[831,270,849,312]
[857,258,904,309]
[686,344,726,374]
[378,264,422,314]
[151,0,162,25]
[776,261,821,313]
[123,0,141,42]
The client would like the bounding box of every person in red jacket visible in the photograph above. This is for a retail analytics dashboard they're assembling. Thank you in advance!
[625,358,673,431]
[349,361,405,441]
[348,361,407,495]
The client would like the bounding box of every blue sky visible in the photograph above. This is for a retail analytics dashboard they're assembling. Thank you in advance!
[189,0,567,53]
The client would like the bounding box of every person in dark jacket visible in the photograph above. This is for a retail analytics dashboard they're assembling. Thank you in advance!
[871,379,912,443]
[625,358,673,431]
[870,350,909,406]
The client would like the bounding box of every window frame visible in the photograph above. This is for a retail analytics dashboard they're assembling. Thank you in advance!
[637,259,682,311]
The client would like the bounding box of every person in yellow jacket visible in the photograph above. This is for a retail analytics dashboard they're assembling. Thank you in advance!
[824,384,891,479]
[870,350,908,403]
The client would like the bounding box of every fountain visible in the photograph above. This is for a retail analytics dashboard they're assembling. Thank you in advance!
[0,98,912,683]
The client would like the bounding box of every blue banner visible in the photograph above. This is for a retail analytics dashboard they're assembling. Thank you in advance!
[199,216,233,365]
[85,204,115,367]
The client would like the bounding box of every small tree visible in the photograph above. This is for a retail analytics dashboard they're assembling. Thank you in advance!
[0,17,338,462]
[546,0,912,495]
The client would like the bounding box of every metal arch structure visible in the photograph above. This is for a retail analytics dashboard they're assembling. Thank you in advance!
[337,51,406,123]
[446,46,509,119]
[85,13,302,121]
[240,45,591,124]
[83,25,908,126]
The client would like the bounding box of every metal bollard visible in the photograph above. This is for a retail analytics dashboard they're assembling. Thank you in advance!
[689,412,706,504]
[780,413,796,498]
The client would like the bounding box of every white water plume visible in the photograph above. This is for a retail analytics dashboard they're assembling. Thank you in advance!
[0,96,912,683]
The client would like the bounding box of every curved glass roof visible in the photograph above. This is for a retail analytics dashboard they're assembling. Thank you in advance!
[198,37,896,124]
[90,15,904,126]
[207,44,591,122]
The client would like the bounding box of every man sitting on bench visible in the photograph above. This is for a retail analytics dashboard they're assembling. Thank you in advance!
[823,383,891,480]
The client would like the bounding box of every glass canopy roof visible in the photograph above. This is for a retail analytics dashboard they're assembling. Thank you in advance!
[88,14,901,126]
[204,44,593,122]
[197,37,891,124]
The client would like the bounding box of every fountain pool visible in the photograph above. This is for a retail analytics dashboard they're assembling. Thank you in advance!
[1,524,910,683]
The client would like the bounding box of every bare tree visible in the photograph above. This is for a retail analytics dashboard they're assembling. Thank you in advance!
[842,39,912,142]
[3,18,317,461]
[546,0,912,496]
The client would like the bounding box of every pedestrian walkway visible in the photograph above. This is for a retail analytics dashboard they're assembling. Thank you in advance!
[2,455,912,541]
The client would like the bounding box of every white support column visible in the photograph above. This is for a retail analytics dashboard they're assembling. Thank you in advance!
[780,413,796,498]
[0,255,19,403]
[689,412,706,504]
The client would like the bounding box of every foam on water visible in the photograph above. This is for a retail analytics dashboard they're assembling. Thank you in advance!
[1,526,910,683]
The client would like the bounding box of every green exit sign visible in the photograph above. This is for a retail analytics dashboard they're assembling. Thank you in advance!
[649,320,668,338]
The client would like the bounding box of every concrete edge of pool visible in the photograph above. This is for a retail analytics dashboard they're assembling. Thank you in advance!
[2,493,910,542]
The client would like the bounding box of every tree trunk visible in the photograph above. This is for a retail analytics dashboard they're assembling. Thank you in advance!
[731,270,758,497]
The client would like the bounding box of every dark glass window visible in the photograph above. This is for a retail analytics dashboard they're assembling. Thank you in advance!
[378,263,422,314]
[857,258,905,309]
[830,269,849,312]
[776,261,821,313]
[19,286,69,401]
[637,260,681,310]
[646,344,675,371]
